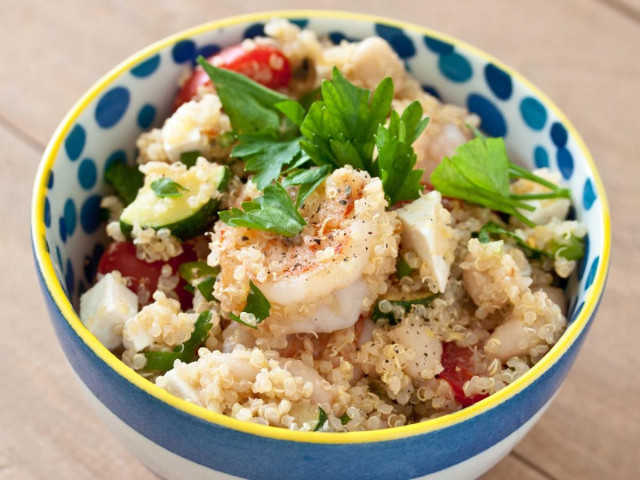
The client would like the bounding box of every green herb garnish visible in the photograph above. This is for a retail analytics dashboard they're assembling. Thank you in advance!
[219,183,306,237]
[105,162,144,205]
[150,177,189,198]
[299,68,426,205]
[374,101,428,205]
[197,57,290,134]
[313,407,328,431]
[282,165,332,207]
[143,311,213,372]
[396,257,415,279]
[180,150,200,168]
[477,221,584,261]
[340,413,351,425]
[229,280,271,329]
[431,133,571,228]
[477,221,546,258]
[232,135,303,190]
[179,261,220,302]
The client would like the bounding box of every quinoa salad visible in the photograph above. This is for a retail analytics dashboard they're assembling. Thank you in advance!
[80,19,586,432]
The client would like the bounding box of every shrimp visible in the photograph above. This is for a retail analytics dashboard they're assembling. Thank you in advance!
[209,166,400,335]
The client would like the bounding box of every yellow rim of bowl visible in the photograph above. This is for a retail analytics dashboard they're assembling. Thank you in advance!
[31,10,611,444]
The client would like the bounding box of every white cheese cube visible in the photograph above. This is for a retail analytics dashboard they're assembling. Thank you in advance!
[396,191,455,293]
[79,273,138,349]
[511,168,570,225]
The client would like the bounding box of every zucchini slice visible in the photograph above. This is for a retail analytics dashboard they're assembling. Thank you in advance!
[372,290,438,324]
[120,162,231,240]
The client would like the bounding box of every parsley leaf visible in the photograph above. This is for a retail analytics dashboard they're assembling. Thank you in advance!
[232,134,303,190]
[143,311,213,372]
[150,177,189,198]
[197,56,290,134]
[180,150,200,168]
[396,257,415,279]
[179,261,220,302]
[275,100,306,127]
[229,280,271,329]
[300,67,393,170]
[477,221,546,258]
[313,407,328,431]
[282,164,331,207]
[375,101,428,205]
[105,162,144,205]
[219,183,306,237]
[431,133,572,227]
[477,221,584,261]
[340,413,351,425]
[548,234,585,260]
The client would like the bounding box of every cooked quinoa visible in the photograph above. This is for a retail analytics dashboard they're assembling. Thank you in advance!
[81,19,585,432]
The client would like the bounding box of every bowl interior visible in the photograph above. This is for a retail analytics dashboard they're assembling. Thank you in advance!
[34,11,607,415]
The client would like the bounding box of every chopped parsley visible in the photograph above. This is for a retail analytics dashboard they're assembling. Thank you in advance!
[150,177,189,198]
[143,311,213,372]
[179,262,220,302]
[477,221,584,261]
[219,183,306,237]
[431,132,570,228]
[282,164,332,207]
[340,413,351,425]
[396,257,415,279]
[313,407,328,431]
[104,162,144,205]
[180,150,201,168]
[372,295,438,325]
[229,280,271,329]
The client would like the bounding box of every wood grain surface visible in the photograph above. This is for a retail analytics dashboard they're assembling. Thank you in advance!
[1,1,638,479]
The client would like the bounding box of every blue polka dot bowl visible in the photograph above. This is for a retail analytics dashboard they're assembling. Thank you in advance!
[31,11,610,480]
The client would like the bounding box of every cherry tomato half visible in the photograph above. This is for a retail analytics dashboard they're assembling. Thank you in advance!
[438,342,489,407]
[173,44,292,110]
[97,241,196,309]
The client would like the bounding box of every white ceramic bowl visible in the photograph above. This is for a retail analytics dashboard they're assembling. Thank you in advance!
[31,11,610,480]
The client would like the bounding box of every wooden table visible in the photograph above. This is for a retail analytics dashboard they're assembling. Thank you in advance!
[1,1,638,478]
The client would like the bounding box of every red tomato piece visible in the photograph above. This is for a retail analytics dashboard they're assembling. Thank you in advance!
[439,342,489,407]
[173,44,291,110]
[97,241,197,310]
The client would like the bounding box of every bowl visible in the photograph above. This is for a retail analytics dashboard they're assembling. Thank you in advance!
[30,10,610,480]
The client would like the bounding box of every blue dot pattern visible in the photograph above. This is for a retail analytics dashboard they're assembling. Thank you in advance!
[484,64,512,100]
[375,24,416,58]
[583,179,596,210]
[137,104,156,129]
[80,195,102,234]
[65,259,75,296]
[557,148,574,180]
[534,146,549,168]
[585,256,600,291]
[44,197,51,227]
[423,35,453,54]
[64,198,77,237]
[78,158,97,190]
[328,31,357,44]
[131,54,161,77]
[467,93,507,137]
[65,124,86,161]
[421,85,441,100]
[438,53,472,83]
[172,39,196,63]
[243,23,265,39]
[95,87,130,128]
[520,97,547,130]
[59,216,67,243]
[550,122,568,148]
[44,17,602,369]
[197,44,221,60]
[290,19,309,29]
